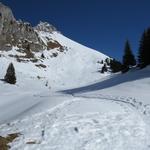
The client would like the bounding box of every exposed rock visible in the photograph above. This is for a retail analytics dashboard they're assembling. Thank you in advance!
[35,64,47,68]
[0,2,15,34]
[47,40,64,50]
[0,3,45,51]
[34,21,59,33]
[0,2,64,58]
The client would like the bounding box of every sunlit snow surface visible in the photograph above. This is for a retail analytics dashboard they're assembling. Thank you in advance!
[0,98,150,150]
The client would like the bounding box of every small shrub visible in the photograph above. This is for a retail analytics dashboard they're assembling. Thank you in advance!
[101,64,108,73]
[35,64,47,68]
[105,58,110,66]
[41,53,45,59]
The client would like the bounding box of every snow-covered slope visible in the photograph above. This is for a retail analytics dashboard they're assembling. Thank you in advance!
[0,30,109,90]
[36,30,109,89]
[0,2,109,91]
[1,64,150,149]
[65,66,150,105]
[0,27,109,124]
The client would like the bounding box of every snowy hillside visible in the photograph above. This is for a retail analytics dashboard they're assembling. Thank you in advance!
[1,67,150,149]
[0,3,110,129]
[1,40,150,149]
[0,29,110,124]
[0,30,108,90]
[0,2,109,90]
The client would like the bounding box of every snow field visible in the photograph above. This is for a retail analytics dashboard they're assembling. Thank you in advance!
[0,97,150,150]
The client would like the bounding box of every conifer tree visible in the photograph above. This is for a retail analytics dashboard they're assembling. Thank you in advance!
[4,63,16,84]
[138,28,150,68]
[123,40,136,68]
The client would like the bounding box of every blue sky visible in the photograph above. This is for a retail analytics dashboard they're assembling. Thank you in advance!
[1,0,150,60]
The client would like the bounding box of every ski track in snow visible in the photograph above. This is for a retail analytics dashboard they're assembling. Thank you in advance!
[71,93,150,117]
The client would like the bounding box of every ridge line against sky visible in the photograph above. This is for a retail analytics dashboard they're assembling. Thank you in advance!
[1,0,150,60]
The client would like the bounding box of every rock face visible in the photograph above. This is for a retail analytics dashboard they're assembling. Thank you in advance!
[34,21,58,33]
[0,3,61,52]
[0,2,15,34]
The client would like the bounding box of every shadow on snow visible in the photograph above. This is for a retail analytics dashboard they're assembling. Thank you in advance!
[60,68,150,95]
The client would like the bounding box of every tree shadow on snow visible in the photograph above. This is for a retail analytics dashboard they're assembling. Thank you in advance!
[60,68,150,94]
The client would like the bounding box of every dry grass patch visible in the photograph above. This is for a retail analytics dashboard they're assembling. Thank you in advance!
[26,139,42,145]
[47,40,64,50]
[35,64,47,68]
[0,133,19,150]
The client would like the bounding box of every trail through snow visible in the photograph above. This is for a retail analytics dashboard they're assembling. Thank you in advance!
[0,95,150,150]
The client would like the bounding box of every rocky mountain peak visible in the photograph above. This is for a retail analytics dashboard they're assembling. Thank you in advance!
[0,2,15,21]
[34,21,59,33]
[0,3,62,53]
[0,3,46,51]
[0,2,15,34]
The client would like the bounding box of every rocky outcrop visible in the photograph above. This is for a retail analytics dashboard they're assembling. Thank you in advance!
[0,3,45,51]
[0,3,46,51]
[0,2,64,56]
[0,2,15,34]
[34,21,59,33]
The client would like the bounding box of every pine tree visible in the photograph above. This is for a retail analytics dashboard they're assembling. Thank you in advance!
[122,40,136,68]
[138,28,150,68]
[4,63,16,84]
